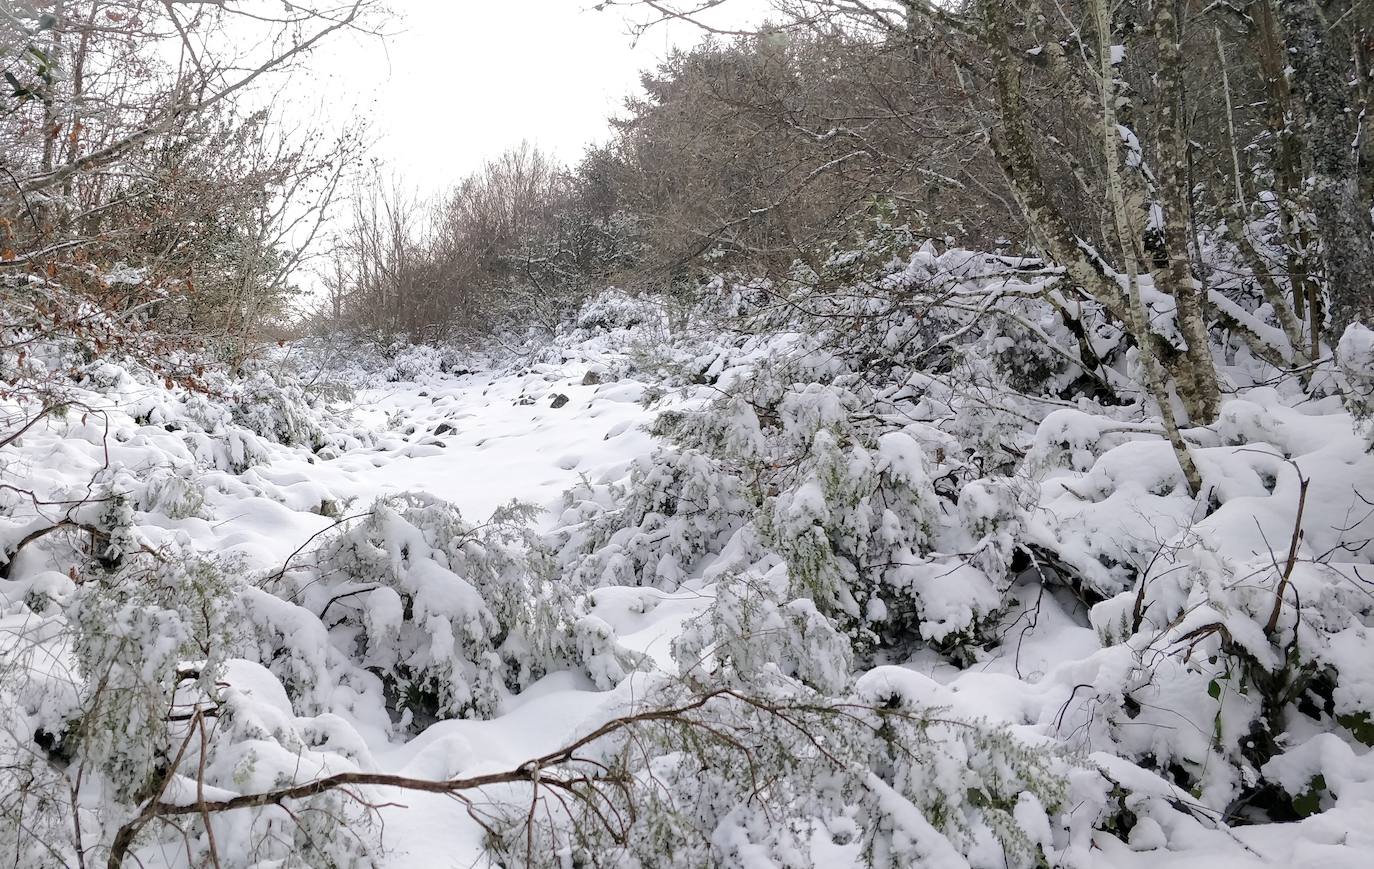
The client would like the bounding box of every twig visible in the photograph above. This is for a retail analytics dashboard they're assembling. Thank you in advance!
[1264,466,1309,637]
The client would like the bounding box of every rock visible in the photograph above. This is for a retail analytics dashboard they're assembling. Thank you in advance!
[418,391,429,397]
[550,393,570,409]
[581,370,603,386]
[433,422,458,436]
[516,396,536,406]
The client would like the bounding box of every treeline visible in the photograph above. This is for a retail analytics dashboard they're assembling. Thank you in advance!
[7,0,1374,399]
[323,0,1374,370]
[323,22,1012,338]
[321,145,639,339]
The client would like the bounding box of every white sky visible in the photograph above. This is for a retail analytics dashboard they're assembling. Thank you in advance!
[301,0,771,190]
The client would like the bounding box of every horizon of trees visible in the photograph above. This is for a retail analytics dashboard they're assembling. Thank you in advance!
[322,0,1373,365]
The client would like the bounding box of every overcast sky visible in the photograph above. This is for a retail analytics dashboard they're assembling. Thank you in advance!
[302,0,769,191]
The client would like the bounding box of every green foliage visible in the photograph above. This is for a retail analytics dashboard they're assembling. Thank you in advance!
[1338,711,1374,747]
[1290,775,1327,818]
[1,12,57,107]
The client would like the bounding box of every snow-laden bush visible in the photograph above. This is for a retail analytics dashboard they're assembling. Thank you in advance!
[382,342,467,383]
[1338,323,1374,428]
[114,361,372,472]
[561,338,1013,662]
[138,465,208,519]
[574,613,650,690]
[231,370,329,450]
[493,672,1077,869]
[557,443,754,589]
[1033,391,1374,820]
[673,561,854,693]
[957,475,1037,582]
[69,544,238,800]
[170,658,378,869]
[0,537,248,865]
[574,289,668,335]
[761,427,948,651]
[306,493,599,728]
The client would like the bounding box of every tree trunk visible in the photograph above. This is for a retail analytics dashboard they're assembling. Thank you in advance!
[1150,0,1222,423]
[978,0,1217,428]
[1254,0,1319,352]
[1093,0,1203,495]
[1278,0,1374,342]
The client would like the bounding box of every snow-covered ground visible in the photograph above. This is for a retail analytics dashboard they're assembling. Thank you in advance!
[267,353,1374,867]
[298,357,720,864]
[5,288,1374,868]
[1,327,732,865]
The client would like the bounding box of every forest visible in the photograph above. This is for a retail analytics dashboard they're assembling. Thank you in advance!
[3,0,1374,866]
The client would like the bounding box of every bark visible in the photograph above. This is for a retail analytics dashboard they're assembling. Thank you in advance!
[1225,214,1314,366]
[58,0,100,233]
[1092,0,1203,495]
[38,2,65,176]
[1151,0,1222,423]
[979,0,1132,321]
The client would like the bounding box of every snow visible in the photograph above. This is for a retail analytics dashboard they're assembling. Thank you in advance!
[5,282,1374,868]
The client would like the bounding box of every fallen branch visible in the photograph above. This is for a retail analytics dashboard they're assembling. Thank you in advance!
[0,518,102,579]
[1264,465,1310,637]
[106,689,733,868]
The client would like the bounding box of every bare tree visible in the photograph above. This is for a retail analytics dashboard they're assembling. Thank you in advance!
[2,1,379,368]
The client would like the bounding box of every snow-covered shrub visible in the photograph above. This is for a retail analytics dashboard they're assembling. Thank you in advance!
[762,426,957,652]
[173,658,378,869]
[137,465,209,519]
[575,613,650,690]
[111,358,371,473]
[1037,393,1374,820]
[1,538,243,865]
[557,442,755,589]
[68,544,238,800]
[1338,323,1374,428]
[383,342,464,383]
[957,476,1036,581]
[577,336,1012,661]
[673,562,854,693]
[984,307,1078,397]
[1026,412,1208,599]
[494,673,1075,869]
[232,370,328,450]
[307,493,576,727]
[0,669,74,865]
[574,289,668,335]
[94,490,139,569]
